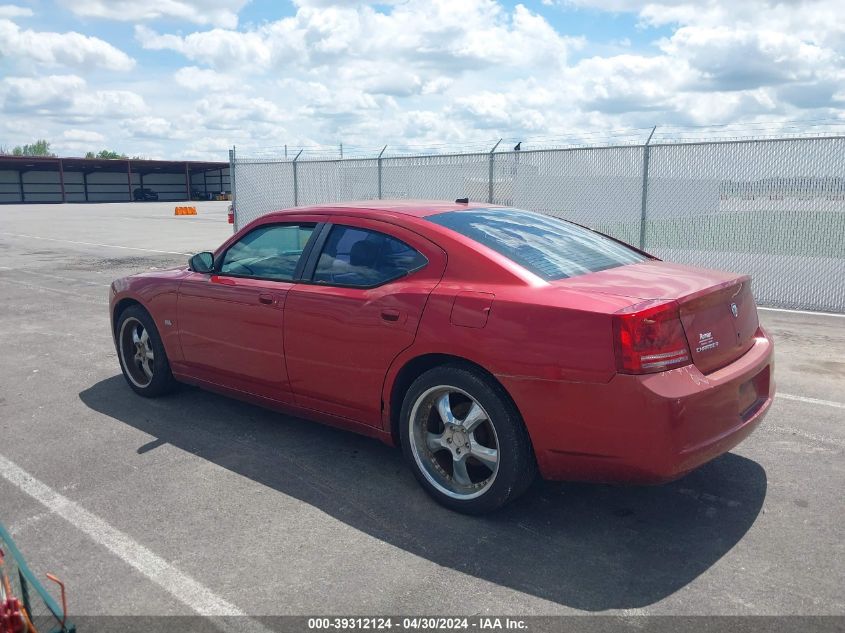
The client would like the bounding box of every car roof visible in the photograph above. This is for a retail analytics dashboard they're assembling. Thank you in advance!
[264,199,498,219]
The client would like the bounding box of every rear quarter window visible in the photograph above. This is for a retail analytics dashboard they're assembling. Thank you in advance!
[427,208,646,280]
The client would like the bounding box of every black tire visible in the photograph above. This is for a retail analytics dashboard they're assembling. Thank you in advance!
[115,304,178,397]
[399,363,536,514]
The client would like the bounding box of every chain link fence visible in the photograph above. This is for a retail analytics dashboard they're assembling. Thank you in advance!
[230,135,845,313]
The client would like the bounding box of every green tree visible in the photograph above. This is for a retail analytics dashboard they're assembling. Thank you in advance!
[85,149,127,159]
[7,139,54,157]
[98,149,127,159]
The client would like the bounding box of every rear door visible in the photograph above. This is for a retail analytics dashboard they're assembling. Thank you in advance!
[177,221,319,402]
[284,217,447,426]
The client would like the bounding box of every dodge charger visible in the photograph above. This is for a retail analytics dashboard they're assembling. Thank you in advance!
[110,200,774,513]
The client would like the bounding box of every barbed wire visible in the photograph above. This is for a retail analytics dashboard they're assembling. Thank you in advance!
[231,119,845,161]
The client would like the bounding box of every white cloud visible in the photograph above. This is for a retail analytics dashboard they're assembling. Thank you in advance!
[129,116,177,139]
[566,0,845,50]
[0,4,31,18]
[422,77,454,96]
[173,66,237,92]
[181,136,235,160]
[671,89,778,124]
[660,26,835,90]
[62,129,106,142]
[564,54,684,113]
[125,0,845,154]
[191,95,291,131]
[0,75,147,122]
[1,75,86,111]
[137,0,580,73]
[3,0,844,160]
[137,25,274,70]
[0,18,135,71]
[62,0,248,29]
[530,0,845,124]
[73,90,147,121]
[127,0,586,154]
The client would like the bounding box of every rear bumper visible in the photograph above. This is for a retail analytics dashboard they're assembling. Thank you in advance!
[500,327,774,483]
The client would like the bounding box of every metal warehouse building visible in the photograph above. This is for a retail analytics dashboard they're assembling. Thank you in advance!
[0,156,230,203]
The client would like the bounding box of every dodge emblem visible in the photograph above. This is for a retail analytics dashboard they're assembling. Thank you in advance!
[730,303,739,318]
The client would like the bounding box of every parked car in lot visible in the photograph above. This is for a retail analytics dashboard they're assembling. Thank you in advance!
[133,187,159,201]
[109,200,774,513]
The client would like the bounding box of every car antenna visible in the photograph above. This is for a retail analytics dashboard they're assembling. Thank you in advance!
[455,197,469,203]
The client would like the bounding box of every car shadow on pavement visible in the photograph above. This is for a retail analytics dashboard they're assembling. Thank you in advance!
[80,376,767,611]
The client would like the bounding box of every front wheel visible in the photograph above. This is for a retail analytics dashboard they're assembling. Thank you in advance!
[400,364,536,514]
[116,305,177,397]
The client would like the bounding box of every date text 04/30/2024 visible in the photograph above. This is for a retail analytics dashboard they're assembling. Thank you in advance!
[306,617,528,630]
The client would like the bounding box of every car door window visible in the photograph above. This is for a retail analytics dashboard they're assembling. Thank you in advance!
[312,225,427,287]
[220,223,315,280]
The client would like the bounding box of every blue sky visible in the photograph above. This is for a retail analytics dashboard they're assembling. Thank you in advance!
[1,1,842,160]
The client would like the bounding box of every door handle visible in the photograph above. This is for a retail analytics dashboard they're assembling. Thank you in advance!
[258,293,275,305]
[381,308,402,322]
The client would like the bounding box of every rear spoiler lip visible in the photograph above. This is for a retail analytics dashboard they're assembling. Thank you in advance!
[550,272,754,309]
[677,274,754,312]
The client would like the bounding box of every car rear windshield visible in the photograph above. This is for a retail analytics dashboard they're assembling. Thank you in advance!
[427,208,647,280]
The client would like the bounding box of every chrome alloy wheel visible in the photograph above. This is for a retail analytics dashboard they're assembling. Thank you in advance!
[118,317,155,388]
[409,385,500,500]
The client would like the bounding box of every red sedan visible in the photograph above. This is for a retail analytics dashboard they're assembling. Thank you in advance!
[110,200,774,513]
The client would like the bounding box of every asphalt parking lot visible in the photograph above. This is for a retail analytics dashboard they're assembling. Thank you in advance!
[0,202,843,619]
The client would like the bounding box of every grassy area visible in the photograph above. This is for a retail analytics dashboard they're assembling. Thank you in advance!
[592,210,845,258]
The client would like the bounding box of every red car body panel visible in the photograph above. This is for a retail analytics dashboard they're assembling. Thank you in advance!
[283,215,448,425]
[178,272,296,402]
[110,200,774,483]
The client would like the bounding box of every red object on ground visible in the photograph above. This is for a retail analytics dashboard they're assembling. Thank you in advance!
[1,597,26,633]
[110,200,774,485]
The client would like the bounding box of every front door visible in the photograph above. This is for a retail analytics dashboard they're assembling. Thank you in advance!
[284,218,447,425]
[177,222,318,402]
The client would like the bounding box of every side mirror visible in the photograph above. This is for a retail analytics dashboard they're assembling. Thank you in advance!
[189,251,214,273]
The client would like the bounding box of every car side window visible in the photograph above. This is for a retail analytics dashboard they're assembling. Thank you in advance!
[312,225,427,287]
[220,223,315,281]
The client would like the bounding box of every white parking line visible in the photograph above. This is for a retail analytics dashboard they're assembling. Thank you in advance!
[0,266,111,287]
[0,454,270,631]
[765,425,845,447]
[0,277,106,304]
[109,215,225,223]
[763,424,845,447]
[0,232,191,256]
[779,393,845,410]
[758,306,844,318]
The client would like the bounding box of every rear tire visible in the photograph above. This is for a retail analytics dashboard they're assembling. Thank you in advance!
[116,305,177,398]
[400,364,536,514]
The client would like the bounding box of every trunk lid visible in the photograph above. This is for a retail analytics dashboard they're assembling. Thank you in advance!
[557,261,760,374]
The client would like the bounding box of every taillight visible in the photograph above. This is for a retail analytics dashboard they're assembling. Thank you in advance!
[612,300,691,374]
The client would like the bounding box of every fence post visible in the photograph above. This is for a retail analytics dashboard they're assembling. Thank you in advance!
[488,138,502,204]
[292,149,303,206]
[639,126,657,250]
[377,145,387,199]
[58,158,66,203]
[228,147,237,230]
